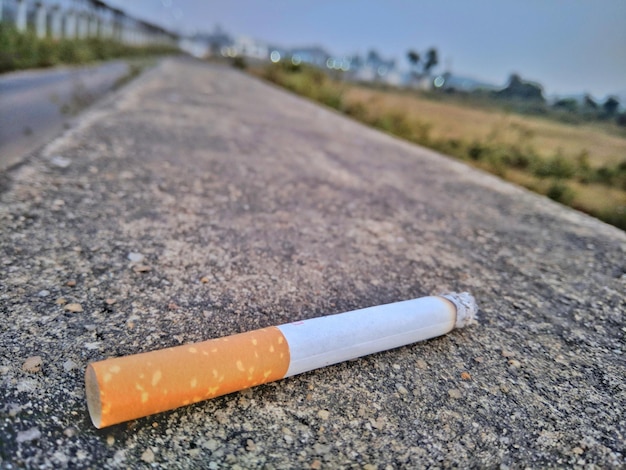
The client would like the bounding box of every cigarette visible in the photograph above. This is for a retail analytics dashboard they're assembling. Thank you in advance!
[85,292,477,428]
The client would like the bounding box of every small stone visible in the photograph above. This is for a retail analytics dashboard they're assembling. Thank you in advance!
[461,371,472,380]
[105,298,117,305]
[128,252,144,263]
[113,450,126,464]
[473,357,484,363]
[508,359,522,369]
[501,350,515,358]
[56,297,67,305]
[310,460,322,470]
[16,427,41,443]
[63,359,77,372]
[200,276,210,283]
[500,384,510,394]
[84,342,101,350]
[141,448,155,463]
[63,427,76,438]
[133,264,151,273]
[313,443,331,455]
[16,380,37,393]
[396,383,409,395]
[106,435,115,446]
[214,410,228,424]
[245,439,256,452]
[416,359,428,369]
[64,303,83,312]
[208,462,218,470]
[448,388,462,399]
[572,447,584,455]
[66,280,77,287]
[52,452,69,464]
[371,417,385,430]
[50,156,71,168]
[204,439,218,451]
[363,465,378,470]
[37,290,50,297]
[8,404,22,417]
[317,409,330,420]
[22,356,43,373]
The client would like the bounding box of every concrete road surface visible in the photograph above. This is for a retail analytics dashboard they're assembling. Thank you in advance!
[0,57,624,468]
[0,61,130,172]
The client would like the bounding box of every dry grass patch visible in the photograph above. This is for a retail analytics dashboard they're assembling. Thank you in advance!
[344,86,626,167]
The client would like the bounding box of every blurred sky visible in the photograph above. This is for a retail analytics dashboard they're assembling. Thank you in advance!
[108,0,626,98]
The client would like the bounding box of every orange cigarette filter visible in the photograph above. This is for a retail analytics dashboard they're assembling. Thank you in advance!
[85,327,290,428]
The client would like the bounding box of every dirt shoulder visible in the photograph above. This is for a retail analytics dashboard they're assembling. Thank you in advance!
[1,57,624,468]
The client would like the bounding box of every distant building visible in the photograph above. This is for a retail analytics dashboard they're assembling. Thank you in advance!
[225,36,269,60]
[204,26,234,56]
[429,72,499,92]
[178,26,236,59]
[288,47,331,68]
[179,34,211,58]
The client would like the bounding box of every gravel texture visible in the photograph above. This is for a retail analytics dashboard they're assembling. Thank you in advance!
[1,57,625,468]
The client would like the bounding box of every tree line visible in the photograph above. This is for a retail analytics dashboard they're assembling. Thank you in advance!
[404,47,625,128]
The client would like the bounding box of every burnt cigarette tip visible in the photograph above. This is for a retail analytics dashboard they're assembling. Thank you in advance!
[440,292,478,328]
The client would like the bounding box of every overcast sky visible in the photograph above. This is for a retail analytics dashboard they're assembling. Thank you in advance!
[108,0,626,98]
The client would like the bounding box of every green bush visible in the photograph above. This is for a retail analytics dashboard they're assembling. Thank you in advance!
[13,29,40,69]
[260,62,344,111]
[485,152,508,177]
[231,56,246,70]
[37,38,60,67]
[0,22,179,73]
[533,152,576,179]
[0,23,19,72]
[374,111,413,138]
[343,101,369,120]
[316,85,343,109]
[582,160,626,190]
[59,39,95,63]
[546,181,575,204]
[467,141,487,161]
[596,207,626,231]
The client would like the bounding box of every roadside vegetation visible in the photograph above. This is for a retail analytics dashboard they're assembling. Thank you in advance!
[0,22,178,73]
[250,61,626,231]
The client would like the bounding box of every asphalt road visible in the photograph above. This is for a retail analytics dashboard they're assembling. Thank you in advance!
[0,61,130,172]
[0,58,624,468]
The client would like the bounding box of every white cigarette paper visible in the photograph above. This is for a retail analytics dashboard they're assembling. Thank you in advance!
[279,292,477,376]
[85,292,477,428]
